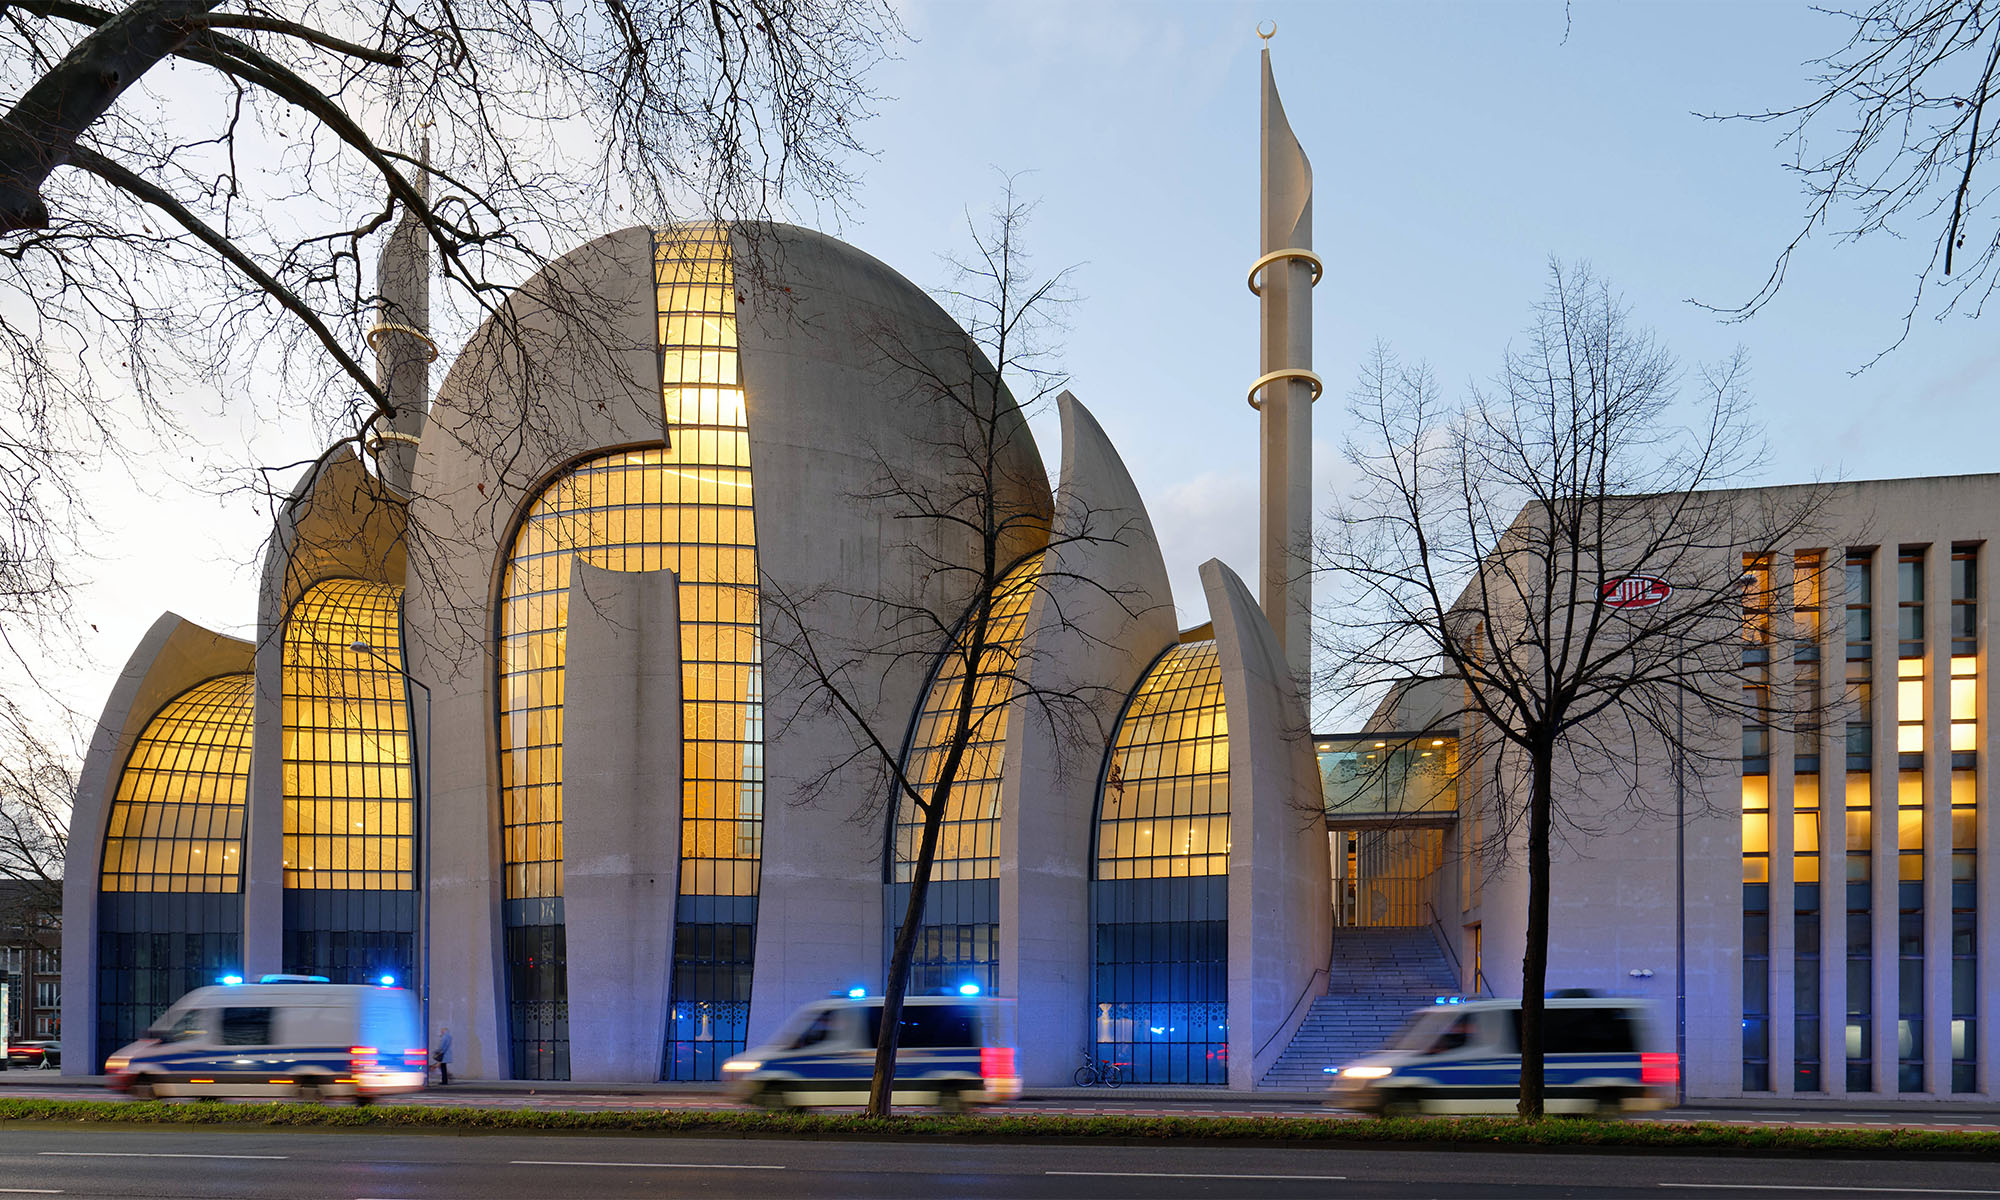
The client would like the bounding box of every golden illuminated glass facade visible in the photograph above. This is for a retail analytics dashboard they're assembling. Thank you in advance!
[893,553,1044,884]
[281,579,414,890]
[100,674,253,893]
[496,228,762,903]
[1097,640,1229,878]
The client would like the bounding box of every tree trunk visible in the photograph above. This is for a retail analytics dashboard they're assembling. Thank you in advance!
[1517,740,1554,1119]
[867,783,952,1117]
[0,0,225,233]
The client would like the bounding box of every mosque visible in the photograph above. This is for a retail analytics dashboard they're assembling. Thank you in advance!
[60,48,1997,1101]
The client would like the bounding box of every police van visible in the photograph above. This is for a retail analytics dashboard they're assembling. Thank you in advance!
[723,992,1020,1110]
[106,976,426,1104]
[1327,994,1676,1116]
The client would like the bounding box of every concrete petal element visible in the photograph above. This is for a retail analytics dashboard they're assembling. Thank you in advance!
[560,562,684,1081]
[1201,557,1331,1089]
[999,391,1178,1085]
[404,225,663,1078]
[736,225,1053,1049]
[62,614,253,1072]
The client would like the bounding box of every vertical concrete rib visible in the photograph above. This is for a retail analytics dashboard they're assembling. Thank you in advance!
[999,391,1178,1086]
[560,563,684,1080]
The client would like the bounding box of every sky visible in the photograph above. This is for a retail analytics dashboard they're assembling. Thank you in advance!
[33,0,2000,750]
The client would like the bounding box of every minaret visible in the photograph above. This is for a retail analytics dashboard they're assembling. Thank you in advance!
[367,142,435,495]
[1248,38,1321,687]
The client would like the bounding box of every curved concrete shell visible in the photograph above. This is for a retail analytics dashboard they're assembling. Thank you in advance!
[63,614,254,1071]
[1201,557,1331,1089]
[999,391,1180,1084]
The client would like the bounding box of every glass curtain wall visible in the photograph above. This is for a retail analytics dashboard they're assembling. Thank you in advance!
[1742,555,1772,1090]
[1897,547,1925,1092]
[280,579,417,987]
[885,553,1045,997]
[1093,640,1229,1085]
[494,226,762,1081]
[1949,545,1977,1093]
[96,674,252,1067]
[1844,549,1875,1090]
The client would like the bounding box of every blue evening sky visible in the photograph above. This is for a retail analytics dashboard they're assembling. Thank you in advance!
[47,0,1998,739]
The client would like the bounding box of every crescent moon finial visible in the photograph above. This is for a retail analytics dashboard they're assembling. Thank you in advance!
[1257,20,1276,43]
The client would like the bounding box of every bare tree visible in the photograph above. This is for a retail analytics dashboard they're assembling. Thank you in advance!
[1318,261,1827,1117]
[0,695,71,919]
[1707,2,2000,358]
[760,191,1149,1117]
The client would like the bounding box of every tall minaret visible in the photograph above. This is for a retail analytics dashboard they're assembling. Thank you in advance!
[1249,38,1321,687]
[368,142,435,495]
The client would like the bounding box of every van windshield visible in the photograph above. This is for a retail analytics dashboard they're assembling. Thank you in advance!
[862,1004,978,1049]
[1386,1011,1447,1052]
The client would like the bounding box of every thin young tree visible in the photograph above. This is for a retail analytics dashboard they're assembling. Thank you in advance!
[760,192,1149,1117]
[1318,260,1826,1118]
[1706,1,2000,357]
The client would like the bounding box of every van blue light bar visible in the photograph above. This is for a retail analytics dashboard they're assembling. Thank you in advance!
[958,983,980,996]
[1434,995,1463,1005]
[219,975,243,986]
[847,987,867,999]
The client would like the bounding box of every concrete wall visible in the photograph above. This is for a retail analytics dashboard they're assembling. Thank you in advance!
[63,615,254,1072]
[998,391,1178,1085]
[1202,558,1332,1089]
[560,563,684,1080]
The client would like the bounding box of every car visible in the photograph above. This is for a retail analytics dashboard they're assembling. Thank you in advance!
[105,976,424,1103]
[5,1041,58,1069]
[1327,994,1677,1117]
[723,992,1020,1110]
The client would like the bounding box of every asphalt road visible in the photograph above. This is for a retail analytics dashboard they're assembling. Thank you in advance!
[4,1080,2000,1130]
[2,1126,1998,1198]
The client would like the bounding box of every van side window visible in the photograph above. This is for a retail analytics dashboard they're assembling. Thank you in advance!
[790,1011,839,1050]
[861,1004,978,1048]
[1508,1007,1636,1054]
[169,1010,209,1043]
[221,1007,275,1047]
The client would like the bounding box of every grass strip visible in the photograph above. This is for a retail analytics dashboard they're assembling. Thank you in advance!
[0,1097,1995,1155]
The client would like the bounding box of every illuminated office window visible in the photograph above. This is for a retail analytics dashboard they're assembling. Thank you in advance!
[1846,551,1874,771]
[1845,770,1873,1090]
[1794,774,1821,1091]
[1743,774,1770,1091]
[1094,640,1229,1085]
[281,579,413,891]
[885,552,1045,997]
[1952,768,1977,1092]
[493,226,762,1081]
[97,674,251,1067]
[1897,768,1925,1093]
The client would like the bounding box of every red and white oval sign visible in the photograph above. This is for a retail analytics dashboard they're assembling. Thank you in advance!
[1600,574,1673,609]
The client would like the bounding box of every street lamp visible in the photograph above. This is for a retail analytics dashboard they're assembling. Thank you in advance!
[351,638,434,1059]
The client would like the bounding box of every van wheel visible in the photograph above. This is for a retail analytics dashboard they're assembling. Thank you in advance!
[753,1085,795,1111]
[129,1076,155,1101]
[938,1088,967,1115]
[1593,1090,1625,1118]
[296,1083,322,1105]
[352,1094,375,1108]
[1379,1091,1420,1119]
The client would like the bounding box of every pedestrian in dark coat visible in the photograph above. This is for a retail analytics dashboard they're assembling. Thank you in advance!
[435,1027,452,1086]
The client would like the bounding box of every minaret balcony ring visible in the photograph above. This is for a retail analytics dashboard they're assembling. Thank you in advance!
[1246,247,1324,295]
[1247,368,1323,411]
[366,321,440,363]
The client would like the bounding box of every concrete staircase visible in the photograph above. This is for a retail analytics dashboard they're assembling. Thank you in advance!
[1257,927,1464,1091]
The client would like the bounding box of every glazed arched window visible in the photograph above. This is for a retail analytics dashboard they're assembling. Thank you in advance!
[101,674,253,894]
[1091,639,1230,1085]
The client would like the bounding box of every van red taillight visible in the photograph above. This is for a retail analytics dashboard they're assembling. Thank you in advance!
[404,1048,427,1068]
[1641,1053,1679,1086]
[981,1047,1016,1080]
[350,1046,379,1072]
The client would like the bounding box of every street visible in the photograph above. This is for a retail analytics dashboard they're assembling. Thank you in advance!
[2,1126,1998,1198]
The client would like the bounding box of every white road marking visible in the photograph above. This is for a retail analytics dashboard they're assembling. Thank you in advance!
[37,1152,287,1160]
[0,1189,63,1194]
[1049,1172,1348,1181]
[1661,1186,2000,1195]
[508,1160,784,1170]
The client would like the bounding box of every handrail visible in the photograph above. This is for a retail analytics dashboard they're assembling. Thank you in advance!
[1424,900,1469,994]
[1254,964,1330,1063]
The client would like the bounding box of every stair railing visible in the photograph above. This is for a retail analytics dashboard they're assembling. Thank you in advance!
[1423,900,1473,994]
[1254,964,1330,1066]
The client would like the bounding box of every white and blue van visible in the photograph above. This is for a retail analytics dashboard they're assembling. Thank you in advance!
[1327,994,1676,1116]
[723,993,1021,1110]
[106,976,426,1103]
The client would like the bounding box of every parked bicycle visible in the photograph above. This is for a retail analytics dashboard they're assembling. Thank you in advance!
[1073,1051,1123,1088]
